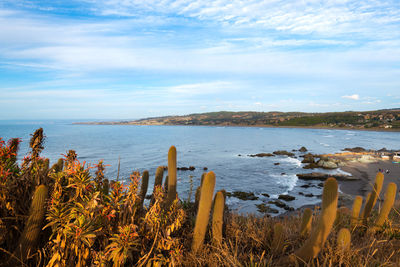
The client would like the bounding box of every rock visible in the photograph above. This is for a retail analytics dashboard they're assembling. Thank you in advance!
[248,153,275,157]
[262,193,270,198]
[281,173,286,175]
[231,191,258,200]
[316,158,342,169]
[274,162,280,165]
[177,166,195,171]
[318,183,323,187]
[278,194,295,201]
[256,203,279,214]
[357,155,379,164]
[301,153,315,164]
[300,184,311,188]
[343,147,367,152]
[305,193,314,197]
[273,150,295,157]
[297,172,357,181]
[303,163,319,169]
[299,192,304,195]
[203,167,208,171]
[299,146,308,152]
[238,154,242,157]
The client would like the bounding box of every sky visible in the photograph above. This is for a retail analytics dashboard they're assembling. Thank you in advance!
[0,0,400,120]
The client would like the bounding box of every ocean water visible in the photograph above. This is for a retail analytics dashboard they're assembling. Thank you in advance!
[1,120,400,214]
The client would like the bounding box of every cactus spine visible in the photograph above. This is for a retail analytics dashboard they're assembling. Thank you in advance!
[337,228,351,252]
[13,185,48,263]
[212,190,225,246]
[192,171,216,253]
[350,196,363,227]
[272,222,285,254]
[362,172,384,221]
[372,182,397,231]
[300,208,313,236]
[139,170,149,208]
[166,146,177,207]
[294,177,338,262]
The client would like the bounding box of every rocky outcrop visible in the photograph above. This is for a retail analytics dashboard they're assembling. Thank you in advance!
[177,166,195,171]
[297,172,357,181]
[248,153,274,157]
[226,191,259,200]
[299,146,308,152]
[316,157,343,169]
[343,147,367,152]
[273,150,295,157]
[256,203,279,214]
[278,194,296,201]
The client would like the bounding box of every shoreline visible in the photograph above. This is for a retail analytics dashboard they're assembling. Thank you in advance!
[74,122,400,133]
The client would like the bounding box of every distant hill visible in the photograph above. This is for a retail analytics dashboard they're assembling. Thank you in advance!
[80,109,400,130]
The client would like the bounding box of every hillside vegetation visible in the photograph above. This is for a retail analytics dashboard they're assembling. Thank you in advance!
[87,109,400,130]
[0,129,399,266]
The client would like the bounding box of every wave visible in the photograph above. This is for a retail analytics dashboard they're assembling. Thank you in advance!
[270,173,298,196]
[280,157,302,167]
[323,135,334,138]
[319,142,330,147]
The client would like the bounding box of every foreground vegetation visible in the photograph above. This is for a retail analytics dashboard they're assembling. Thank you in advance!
[0,129,399,266]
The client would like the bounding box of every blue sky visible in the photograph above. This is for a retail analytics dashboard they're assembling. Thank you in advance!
[0,0,399,119]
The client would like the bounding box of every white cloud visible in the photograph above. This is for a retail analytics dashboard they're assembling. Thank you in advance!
[342,94,360,100]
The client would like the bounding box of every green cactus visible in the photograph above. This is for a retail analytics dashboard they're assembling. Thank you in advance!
[362,172,384,221]
[192,171,216,253]
[150,166,164,205]
[300,208,313,236]
[166,146,177,208]
[194,186,201,207]
[337,228,351,252]
[372,182,397,231]
[294,177,338,263]
[139,170,149,208]
[272,222,285,254]
[12,185,48,264]
[350,195,363,227]
[212,190,225,246]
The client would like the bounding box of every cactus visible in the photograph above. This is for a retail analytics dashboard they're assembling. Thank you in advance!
[194,186,201,207]
[362,172,384,221]
[272,222,284,254]
[166,146,177,208]
[335,207,350,226]
[192,171,216,253]
[151,166,164,205]
[350,196,363,227]
[372,182,397,231]
[50,158,64,173]
[139,170,149,208]
[12,185,48,264]
[294,177,338,263]
[337,228,351,252]
[300,208,313,236]
[360,192,371,219]
[212,190,225,246]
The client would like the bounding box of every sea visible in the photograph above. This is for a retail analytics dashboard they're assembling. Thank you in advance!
[1,120,400,215]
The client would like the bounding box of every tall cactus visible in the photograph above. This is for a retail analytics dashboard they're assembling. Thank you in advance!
[12,185,48,264]
[139,170,149,208]
[350,196,363,227]
[272,222,285,254]
[372,182,397,231]
[300,208,313,236]
[151,166,164,205]
[166,146,177,208]
[212,190,225,246]
[294,177,338,262]
[337,228,351,252]
[192,171,216,253]
[362,172,384,221]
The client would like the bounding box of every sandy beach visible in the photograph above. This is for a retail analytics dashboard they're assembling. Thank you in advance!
[340,159,400,204]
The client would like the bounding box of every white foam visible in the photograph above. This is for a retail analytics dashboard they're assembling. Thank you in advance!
[280,157,302,167]
[324,135,334,138]
[336,168,352,176]
[272,174,298,194]
[320,142,330,147]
